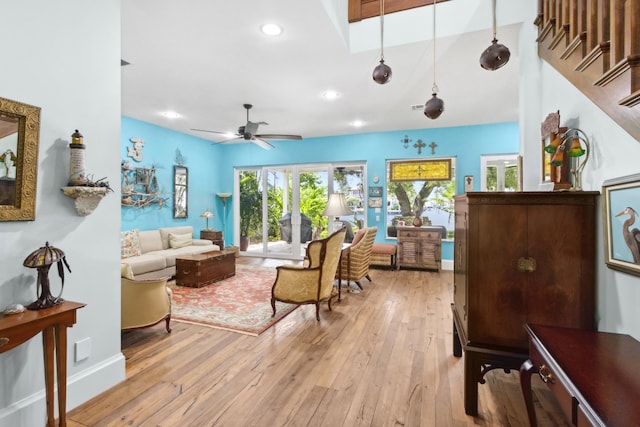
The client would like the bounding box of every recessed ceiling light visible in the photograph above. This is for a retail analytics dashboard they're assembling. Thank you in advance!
[161,111,180,119]
[351,120,364,128]
[261,23,282,36]
[322,90,340,100]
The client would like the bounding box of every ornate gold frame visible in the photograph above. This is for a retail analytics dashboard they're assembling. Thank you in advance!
[0,97,40,221]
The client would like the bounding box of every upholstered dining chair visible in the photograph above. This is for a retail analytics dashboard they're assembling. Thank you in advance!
[121,263,172,332]
[271,228,346,321]
[337,226,377,290]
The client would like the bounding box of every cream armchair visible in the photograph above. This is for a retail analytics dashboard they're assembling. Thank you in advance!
[337,226,377,290]
[121,263,172,332]
[271,228,346,321]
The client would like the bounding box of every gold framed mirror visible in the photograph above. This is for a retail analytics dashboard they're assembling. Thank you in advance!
[0,97,40,221]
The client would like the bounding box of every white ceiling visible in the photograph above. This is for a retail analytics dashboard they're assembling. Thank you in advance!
[121,0,524,144]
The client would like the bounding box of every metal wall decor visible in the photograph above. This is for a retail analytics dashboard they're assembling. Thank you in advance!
[127,137,144,162]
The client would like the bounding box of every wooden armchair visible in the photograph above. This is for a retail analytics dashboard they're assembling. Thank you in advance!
[271,228,346,321]
[121,263,172,332]
[337,226,377,290]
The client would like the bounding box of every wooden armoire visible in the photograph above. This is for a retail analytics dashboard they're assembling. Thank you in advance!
[451,192,598,416]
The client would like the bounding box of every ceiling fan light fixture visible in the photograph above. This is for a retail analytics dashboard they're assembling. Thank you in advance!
[373,59,392,84]
[424,93,444,120]
[480,38,511,70]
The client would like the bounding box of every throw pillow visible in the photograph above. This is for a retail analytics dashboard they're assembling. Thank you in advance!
[169,232,192,249]
[351,228,366,246]
[121,229,141,259]
[121,262,134,279]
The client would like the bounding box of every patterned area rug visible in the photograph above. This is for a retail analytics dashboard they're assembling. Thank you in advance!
[169,264,298,336]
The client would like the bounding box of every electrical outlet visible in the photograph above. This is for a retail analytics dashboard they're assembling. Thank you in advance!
[376,215,380,222]
[75,338,91,362]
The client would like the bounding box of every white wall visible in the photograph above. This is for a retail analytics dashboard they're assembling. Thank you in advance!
[0,2,124,425]
[518,4,640,339]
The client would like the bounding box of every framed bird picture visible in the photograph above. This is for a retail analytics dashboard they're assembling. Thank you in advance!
[602,173,640,276]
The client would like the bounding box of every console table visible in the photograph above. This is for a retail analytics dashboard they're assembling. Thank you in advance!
[0,301,85,427]
[520,324,640,427]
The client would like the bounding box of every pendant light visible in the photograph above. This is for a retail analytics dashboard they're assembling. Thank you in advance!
[424,0,444,119]
[479,0,510,70]
[372,0,392,84]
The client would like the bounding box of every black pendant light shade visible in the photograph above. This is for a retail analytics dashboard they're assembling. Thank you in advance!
[373,0,391,85]
[373,59,392,84]
[424,93,444,120]
[480,0,510,70]
[480,38,511,70]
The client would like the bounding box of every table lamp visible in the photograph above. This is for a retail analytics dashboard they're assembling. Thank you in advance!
[200,209,214,230]
[323,193,353,232]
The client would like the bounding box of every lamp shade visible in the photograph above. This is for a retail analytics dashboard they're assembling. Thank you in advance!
[323,193,352,217]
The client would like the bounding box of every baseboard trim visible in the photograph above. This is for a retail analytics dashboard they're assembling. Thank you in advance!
[0,352,125,426]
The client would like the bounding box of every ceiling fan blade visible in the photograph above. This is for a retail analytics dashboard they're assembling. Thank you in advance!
[251,138,274,150]
[216,136,244,144]
[255,134,302,140]
[190,128,230,135]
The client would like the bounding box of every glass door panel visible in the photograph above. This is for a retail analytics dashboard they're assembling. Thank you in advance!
[239,169,264,254]
[332,164,365,242]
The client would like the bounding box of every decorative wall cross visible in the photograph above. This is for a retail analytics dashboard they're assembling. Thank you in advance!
[414,139,426,154]
[429,141,438,154]
[401,135,412,149]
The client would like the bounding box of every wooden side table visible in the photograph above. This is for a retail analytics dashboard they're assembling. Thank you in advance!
[0,301,85,427]
[200,229,224,249]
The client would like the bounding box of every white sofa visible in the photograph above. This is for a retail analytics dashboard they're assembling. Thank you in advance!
[121,226,219,279]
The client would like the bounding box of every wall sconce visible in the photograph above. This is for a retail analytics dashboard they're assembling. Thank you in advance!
[544,128,591,190]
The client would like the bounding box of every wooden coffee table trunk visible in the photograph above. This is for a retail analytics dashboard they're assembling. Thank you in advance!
[176,250,236,287]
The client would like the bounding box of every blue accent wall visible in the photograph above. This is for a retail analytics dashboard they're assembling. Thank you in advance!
[121,118,518,261]
[121,117,222,232]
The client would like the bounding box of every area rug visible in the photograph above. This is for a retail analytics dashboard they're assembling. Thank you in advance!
[169,264,298,336]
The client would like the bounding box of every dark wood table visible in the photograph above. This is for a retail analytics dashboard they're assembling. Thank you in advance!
[0,301,85,427]
[520,324,640,427]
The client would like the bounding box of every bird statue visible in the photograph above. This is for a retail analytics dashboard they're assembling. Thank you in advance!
[616,207,640,264]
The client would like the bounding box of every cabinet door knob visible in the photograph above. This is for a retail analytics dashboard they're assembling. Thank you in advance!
[517,257,537,272]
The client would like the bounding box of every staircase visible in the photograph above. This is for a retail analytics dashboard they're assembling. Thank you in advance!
[535,0,640,141]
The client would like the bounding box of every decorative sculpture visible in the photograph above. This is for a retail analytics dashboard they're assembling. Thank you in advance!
[23,242,71,310]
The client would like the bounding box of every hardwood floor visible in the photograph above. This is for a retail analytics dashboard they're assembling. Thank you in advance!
[68,257,570,426]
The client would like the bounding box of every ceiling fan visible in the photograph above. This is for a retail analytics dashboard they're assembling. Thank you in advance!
[191,103,302,150]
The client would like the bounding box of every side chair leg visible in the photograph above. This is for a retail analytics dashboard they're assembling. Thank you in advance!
[366,274,372,282]
[315,304,321,321]
[355,281,363,290]
[165,315,172,333]
[271,298,276,318]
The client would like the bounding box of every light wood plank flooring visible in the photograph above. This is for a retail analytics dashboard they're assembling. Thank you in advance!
[68,257,569,426]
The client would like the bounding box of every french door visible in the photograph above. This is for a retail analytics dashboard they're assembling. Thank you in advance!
[235,162,365,260]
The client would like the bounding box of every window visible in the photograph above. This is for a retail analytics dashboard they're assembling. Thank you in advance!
[385,158,455,239]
